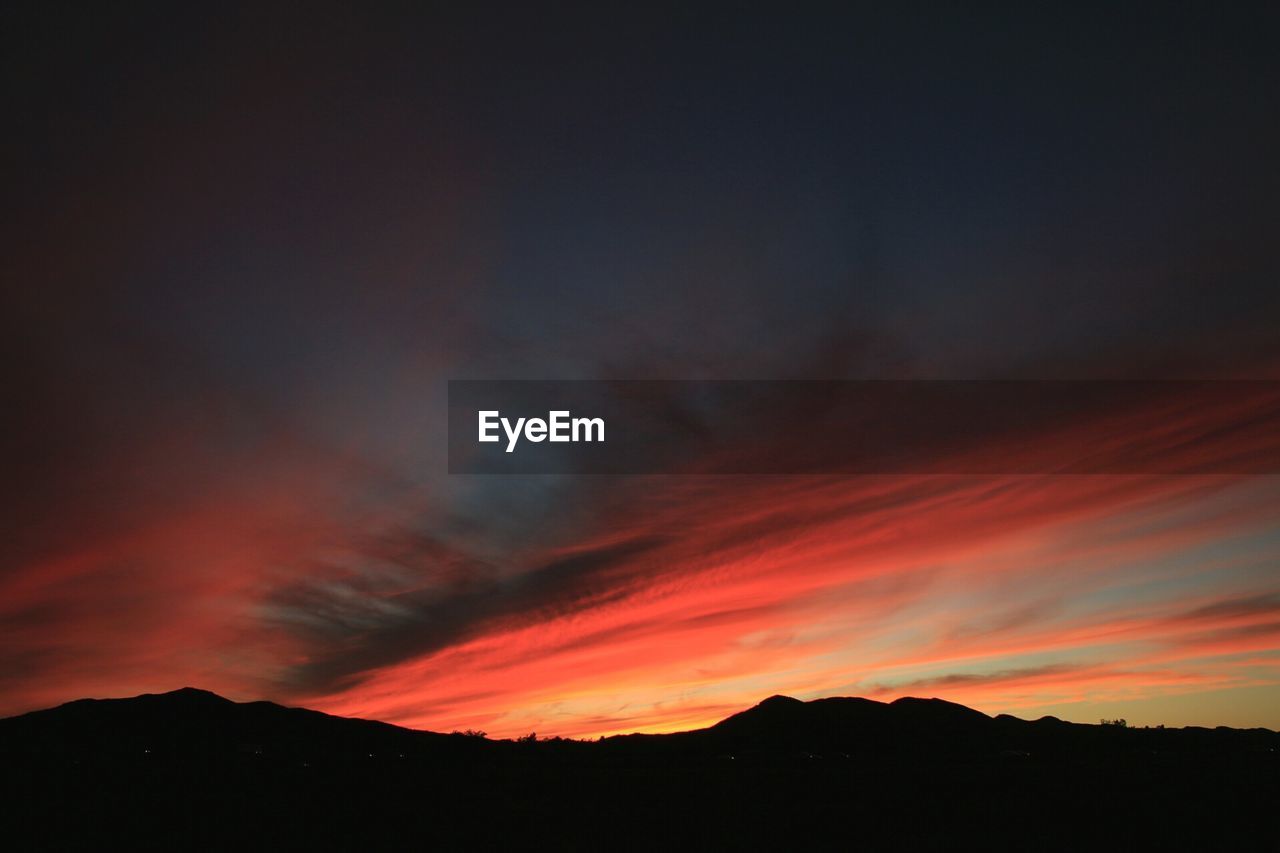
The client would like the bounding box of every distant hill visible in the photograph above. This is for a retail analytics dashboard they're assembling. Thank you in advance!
[0,686,475,762]
[7,687,1275,763]
[2,689,1276,849]
[603,692,1279,762]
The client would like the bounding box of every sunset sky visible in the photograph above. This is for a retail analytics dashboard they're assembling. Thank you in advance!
[5,4,1280,737]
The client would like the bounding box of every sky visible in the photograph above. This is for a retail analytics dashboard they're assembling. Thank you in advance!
[4,4,1280,737]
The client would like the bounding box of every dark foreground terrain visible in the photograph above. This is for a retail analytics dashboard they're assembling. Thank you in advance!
[1,689,1276,850]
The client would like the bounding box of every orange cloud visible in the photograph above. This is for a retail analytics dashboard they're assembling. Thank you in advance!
[4,380,1279,738]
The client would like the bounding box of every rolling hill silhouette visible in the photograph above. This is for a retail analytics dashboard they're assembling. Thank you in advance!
[0,687,474,762]
[2,689,1276,849]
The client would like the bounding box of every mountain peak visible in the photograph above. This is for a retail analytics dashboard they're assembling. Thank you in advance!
[890,695,989,715]
[147,687,234,704]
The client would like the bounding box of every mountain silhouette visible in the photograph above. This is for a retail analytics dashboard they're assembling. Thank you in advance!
[0,686,474,763]
[2,689,1276,849]
[706,694,992,747]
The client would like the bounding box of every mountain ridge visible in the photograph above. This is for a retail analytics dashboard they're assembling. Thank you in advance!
[4,686,1278,849]
[4,686,1275,748]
